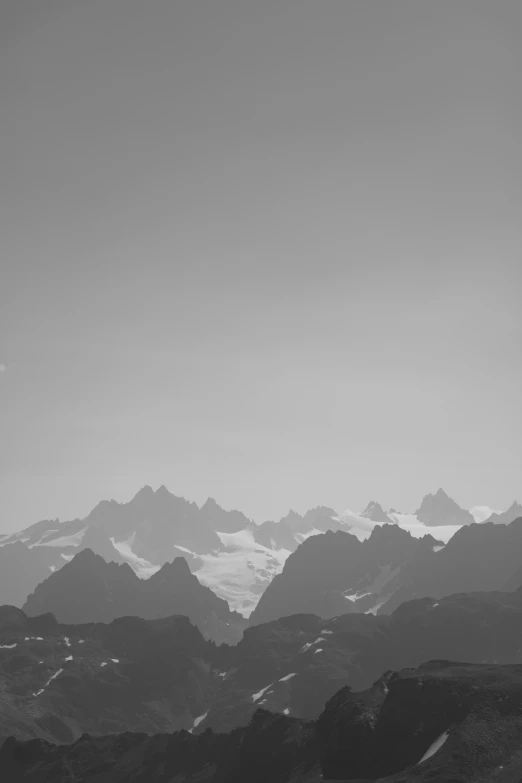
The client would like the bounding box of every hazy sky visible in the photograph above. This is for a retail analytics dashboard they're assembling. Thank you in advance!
[1,0,521,531]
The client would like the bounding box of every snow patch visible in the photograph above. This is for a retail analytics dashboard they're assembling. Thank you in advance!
[314,648,323,654]
[31,528,87,548]
[364,599,388,616]
[110,658,119,663]
[63,637,70,647]
[100,662,107,667]
[417,731,449,764]
[252,684,273,702]
[33,668,63,697]
[109,533,159,577]
[279,673,296,682]
[0,643,17,649]
[283,708,290,715]
[192,711,208,729]
[64,655,73,661]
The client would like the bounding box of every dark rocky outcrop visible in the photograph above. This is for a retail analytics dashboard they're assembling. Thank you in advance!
[3,661,522,782]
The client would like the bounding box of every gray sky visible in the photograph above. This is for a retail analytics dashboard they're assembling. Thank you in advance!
[1,0,521,531]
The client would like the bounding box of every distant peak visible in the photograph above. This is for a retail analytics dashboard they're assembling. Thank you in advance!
[155,556,192,579]
[135,485,154,496]
[361,501,391,523]
[71,548,100,562]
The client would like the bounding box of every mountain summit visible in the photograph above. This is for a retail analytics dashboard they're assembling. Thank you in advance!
[415,488,474,527]
[360,501,392,523]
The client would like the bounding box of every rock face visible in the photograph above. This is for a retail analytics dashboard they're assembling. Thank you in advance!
[3,661,522,782]
[249,517,522,624]
[415,488,474,526]
[318,661,522,782]
[22,550,246,644]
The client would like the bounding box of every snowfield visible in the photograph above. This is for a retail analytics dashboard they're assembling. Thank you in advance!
[175,529,291,617]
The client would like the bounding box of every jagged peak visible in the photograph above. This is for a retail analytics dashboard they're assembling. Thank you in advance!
[151,556,193,579]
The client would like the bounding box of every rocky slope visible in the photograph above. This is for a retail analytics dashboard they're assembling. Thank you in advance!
[3,661,522,782]
[22,549,246,644]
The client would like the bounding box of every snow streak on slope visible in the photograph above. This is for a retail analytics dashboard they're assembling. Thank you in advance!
[110,533,160,577]
[176,529,291,617]
[29,528,88,548]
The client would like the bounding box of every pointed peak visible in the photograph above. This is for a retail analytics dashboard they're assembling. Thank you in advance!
[153,556,193,580]
[202,497,220,509]
[361,501,391,523]
[134,485,155,498]
[71,548,102,563]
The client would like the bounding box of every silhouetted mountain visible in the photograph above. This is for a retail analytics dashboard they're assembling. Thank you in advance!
[382,516,522,613]
[249,524,440,626]
[22,550,246,644]
[485,500,522,525]
[415,488,474,526]
[4,660,522,781]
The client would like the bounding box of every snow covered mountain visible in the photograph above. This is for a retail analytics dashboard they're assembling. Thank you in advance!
[0,489,344,617]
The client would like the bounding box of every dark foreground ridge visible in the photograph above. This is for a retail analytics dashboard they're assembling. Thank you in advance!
[2,661,522,782]
[2,587,522,745]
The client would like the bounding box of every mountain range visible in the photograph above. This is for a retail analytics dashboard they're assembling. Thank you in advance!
[22,549,246,645]
[2,484,522,781]
[2,485,520,619]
